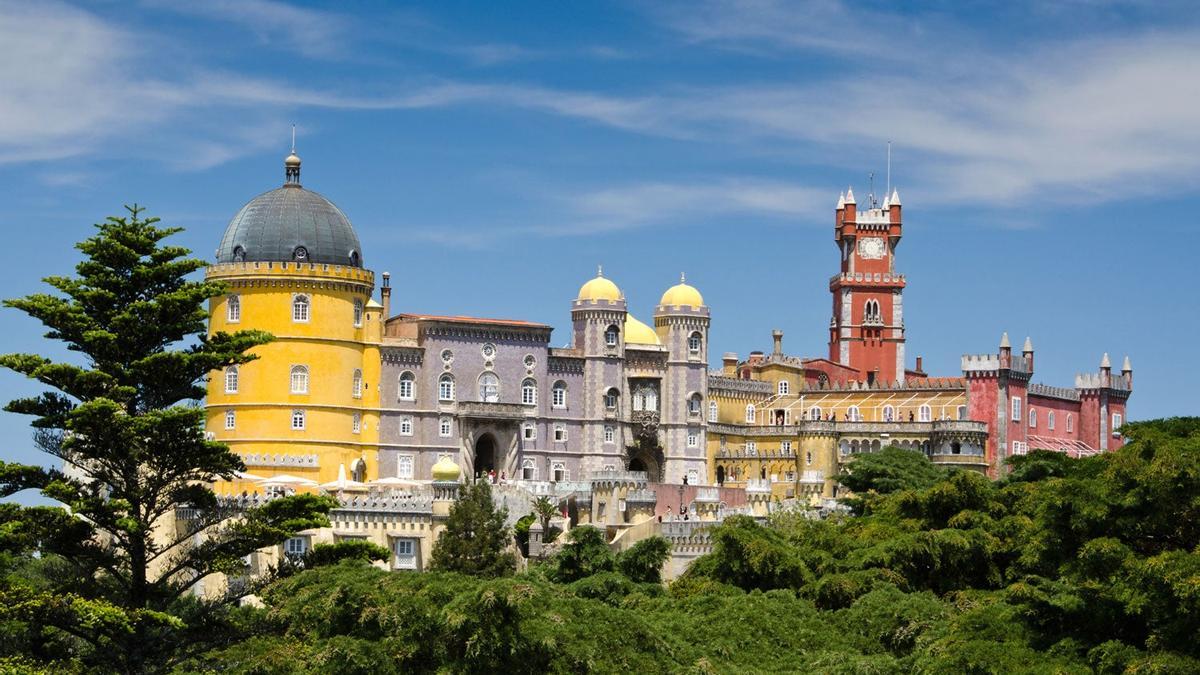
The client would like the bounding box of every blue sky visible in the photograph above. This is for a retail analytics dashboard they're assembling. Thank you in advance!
[1,0,1197,471]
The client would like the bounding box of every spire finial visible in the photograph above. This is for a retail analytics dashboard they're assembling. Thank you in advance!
[999,332,1011,349]
[284,125,301,186]
[1101,352,1111,369]
[680,272,686,284]
[1122,355,1132,372]
[291,124,296,153]
[597,264,603,278]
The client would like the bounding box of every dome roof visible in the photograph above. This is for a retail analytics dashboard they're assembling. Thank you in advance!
[215,153,363,267]
[431,456,461,482]
[660,274,704,308]
[624,314,661,346]
[577,267,622,302]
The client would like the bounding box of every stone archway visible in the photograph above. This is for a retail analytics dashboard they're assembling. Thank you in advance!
[625,441,664,482]
[474,433,498,477]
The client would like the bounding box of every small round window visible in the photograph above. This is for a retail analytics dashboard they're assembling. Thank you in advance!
[523,354,536,368]
[481,343,497,359]
[441,349,454,364]
[293,246,308,261]
[232,245,245,262]
[349,250,360,266]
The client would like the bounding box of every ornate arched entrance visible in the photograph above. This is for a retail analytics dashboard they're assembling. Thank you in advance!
[625,441,664,482]
[474,433,498,477]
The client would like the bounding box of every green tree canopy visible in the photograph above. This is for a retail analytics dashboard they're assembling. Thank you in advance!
[429,480,515,578]
[0,206,336,672]
[836,445,947,496]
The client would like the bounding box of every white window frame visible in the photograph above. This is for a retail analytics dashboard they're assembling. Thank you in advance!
[848,405,862,422]
[778,380,789,396]
[353,299,363,327]
[551,381,567,408]
[393,537,418,570]
[708,401,718,422]
[439,374,455,402]
[398,372,415,401]
[224,366,239,394]
[352,369,363,399]
[687,469,699,485]
[552,462,567,482]
[1029,408,1037,428]
[291,409,305,430]
[957,405,967,420]
[687,431,698,448]
[604,389,619,410]
[603,425,615,444]
[781,440,792,453]
[1067,414,1074,432]
[226,294,240,323]
[521,459,536,480]
[1112,413,1123,433]
[290,365,309,395]
[399,416,413,436]
[224,409,235,430]
[1011,396,1022,422]
[478,372,499,403]
[292,294,310,323]
[689,394,702,416]
[352,412,361,434]
[1048,411,1056,430]
[605,326,619,347]
[523,423,537,441]
[747,440,757,454]
[439,417,452,437]
[284,536,309,557]
[745,404,756,424]
[397,454,414,479]
[918,404,931,422]
[883,405,895,422]
[688,332,702,354]
[521,378,537,406]
[554,424,567,442]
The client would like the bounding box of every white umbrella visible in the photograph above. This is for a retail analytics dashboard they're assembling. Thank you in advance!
[319,464,368,492]
[368,476,424,488]
[232,470,266,482]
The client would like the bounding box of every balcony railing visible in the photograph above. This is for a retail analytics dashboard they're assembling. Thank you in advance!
[456,401,527,420]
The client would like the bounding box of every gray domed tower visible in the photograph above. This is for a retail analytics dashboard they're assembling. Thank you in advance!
[205,148,380,492]
[654,274,710,485]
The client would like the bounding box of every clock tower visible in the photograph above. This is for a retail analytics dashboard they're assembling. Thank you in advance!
[828,186,907,384]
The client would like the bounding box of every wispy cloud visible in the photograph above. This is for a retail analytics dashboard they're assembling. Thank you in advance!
[142,0,348,57]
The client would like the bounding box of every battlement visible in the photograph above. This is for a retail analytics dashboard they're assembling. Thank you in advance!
[829,271,906,286]
[207,260,375,287]
[961,353,1032,374]
[1029,382,1080,401]
[1075,372,1132,391]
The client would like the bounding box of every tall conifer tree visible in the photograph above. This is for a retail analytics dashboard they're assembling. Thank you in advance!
[0,206,336,671]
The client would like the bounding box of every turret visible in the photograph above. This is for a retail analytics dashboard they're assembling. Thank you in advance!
[1100,353,1112,387]
[1022,336,1034,372]
[1122,355,1133,387]
[999,332,1011,367]
[380,271,391,319]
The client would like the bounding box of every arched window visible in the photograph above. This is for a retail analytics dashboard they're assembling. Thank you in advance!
[1066,414,1074,432]
[1029,408,1037,428]
[353,299,363,327]
[708,401,718,422]
[847,405,861,422]
[957,405,967,420]
[438,374,455,402]
[604,388,619,410]
[604,325,619,347]
[688,393,702,416]
[809,405,821,421]
[398,371,415,400]
[521,458,536,480]
[352,369,363,399]
[918,404,932,422]
[291,409,305,430]
[351,412,361,434]
[439,417,452,437]
[551,381,567,408]
[778,380,789,395]
[226,294,240,322]
[351,458,366,482]
[224,366,239,394]
[883,404,895,422]
[290,365,308,394]
[1048,411,1056,430]
[552,463,567,482]
[521,378,537,406]
[745,404,756,424]
[478,372,500,402]
[292,294,310,322]
[399,416,413,435]
[224,409,235,430]
[688,332,702,354]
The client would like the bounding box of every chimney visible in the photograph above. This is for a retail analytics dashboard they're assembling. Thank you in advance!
[380,272,392,320]
[772,329,783,356]
[915,356,923,373]
[722,352,738,377]
[1022,336,1034,372]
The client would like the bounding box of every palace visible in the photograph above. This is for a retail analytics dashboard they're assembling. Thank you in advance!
[197,149,1132,579]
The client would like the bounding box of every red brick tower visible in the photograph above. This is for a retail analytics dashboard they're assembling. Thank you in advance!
[829,187,906,384]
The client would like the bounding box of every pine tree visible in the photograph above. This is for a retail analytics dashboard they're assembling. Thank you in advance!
[0,206,337,672]
[429,480,515,577]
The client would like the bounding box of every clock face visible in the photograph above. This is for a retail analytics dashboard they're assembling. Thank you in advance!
[858,237,886,260]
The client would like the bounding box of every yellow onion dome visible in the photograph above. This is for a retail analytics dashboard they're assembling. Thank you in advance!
[624,314,661,346]
[431,456,461,482]
[577,266,622,302]
[660,273,704,308]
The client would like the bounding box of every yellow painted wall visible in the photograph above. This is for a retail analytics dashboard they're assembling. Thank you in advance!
[205,262,380,491]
